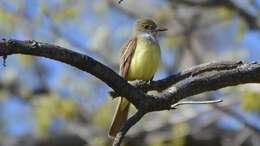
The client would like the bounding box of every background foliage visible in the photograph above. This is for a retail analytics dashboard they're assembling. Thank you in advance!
[0,0,259,146]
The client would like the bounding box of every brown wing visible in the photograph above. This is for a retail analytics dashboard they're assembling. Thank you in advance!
[108,38,137,138]
[119,37,137,78]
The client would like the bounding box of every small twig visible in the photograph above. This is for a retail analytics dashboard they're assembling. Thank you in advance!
[1,39,7,67]
[113,110,146,146]
[118,0,124,4]
[171,99,223,109]
[2,55,7,67]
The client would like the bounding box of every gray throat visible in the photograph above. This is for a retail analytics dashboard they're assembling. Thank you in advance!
[138,32,158,43]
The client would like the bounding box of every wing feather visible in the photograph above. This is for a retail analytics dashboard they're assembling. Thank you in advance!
[119,37,137,78]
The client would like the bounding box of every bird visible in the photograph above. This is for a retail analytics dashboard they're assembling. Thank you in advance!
[109,18,167,138]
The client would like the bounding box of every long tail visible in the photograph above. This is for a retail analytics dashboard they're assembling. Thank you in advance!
[109,97,130,138]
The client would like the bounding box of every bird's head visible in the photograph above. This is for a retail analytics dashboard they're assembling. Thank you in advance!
[133,19,167,36]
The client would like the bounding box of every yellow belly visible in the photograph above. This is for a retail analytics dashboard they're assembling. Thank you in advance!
[127,38,161,81]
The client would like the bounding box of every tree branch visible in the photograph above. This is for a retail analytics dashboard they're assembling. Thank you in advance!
[112,110,146,146]
[139,61,245,92]
[152,62,260,111]
[118,0,124,4]
[1,39,260,145]
[0,39,146,109]
[213,101,260,135]
[169,0,259,29]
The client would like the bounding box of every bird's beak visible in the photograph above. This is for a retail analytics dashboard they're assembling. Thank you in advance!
[155,27,167,32]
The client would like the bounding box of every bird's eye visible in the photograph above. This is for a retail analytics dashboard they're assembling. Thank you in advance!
[144,25,150,29]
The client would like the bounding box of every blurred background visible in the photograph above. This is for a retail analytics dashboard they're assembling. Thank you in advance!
[0,0,260,146]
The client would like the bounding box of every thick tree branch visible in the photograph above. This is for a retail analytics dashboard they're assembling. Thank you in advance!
[152,62,260,111]
[1,39,260,146]
[138,61,245,92]
[0,39,147,109]
[1,39,260,110]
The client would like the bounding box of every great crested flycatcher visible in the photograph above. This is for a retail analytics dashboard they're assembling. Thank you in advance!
[109,19,167,138]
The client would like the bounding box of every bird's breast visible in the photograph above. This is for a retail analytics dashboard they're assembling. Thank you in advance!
[127,37,161,81]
